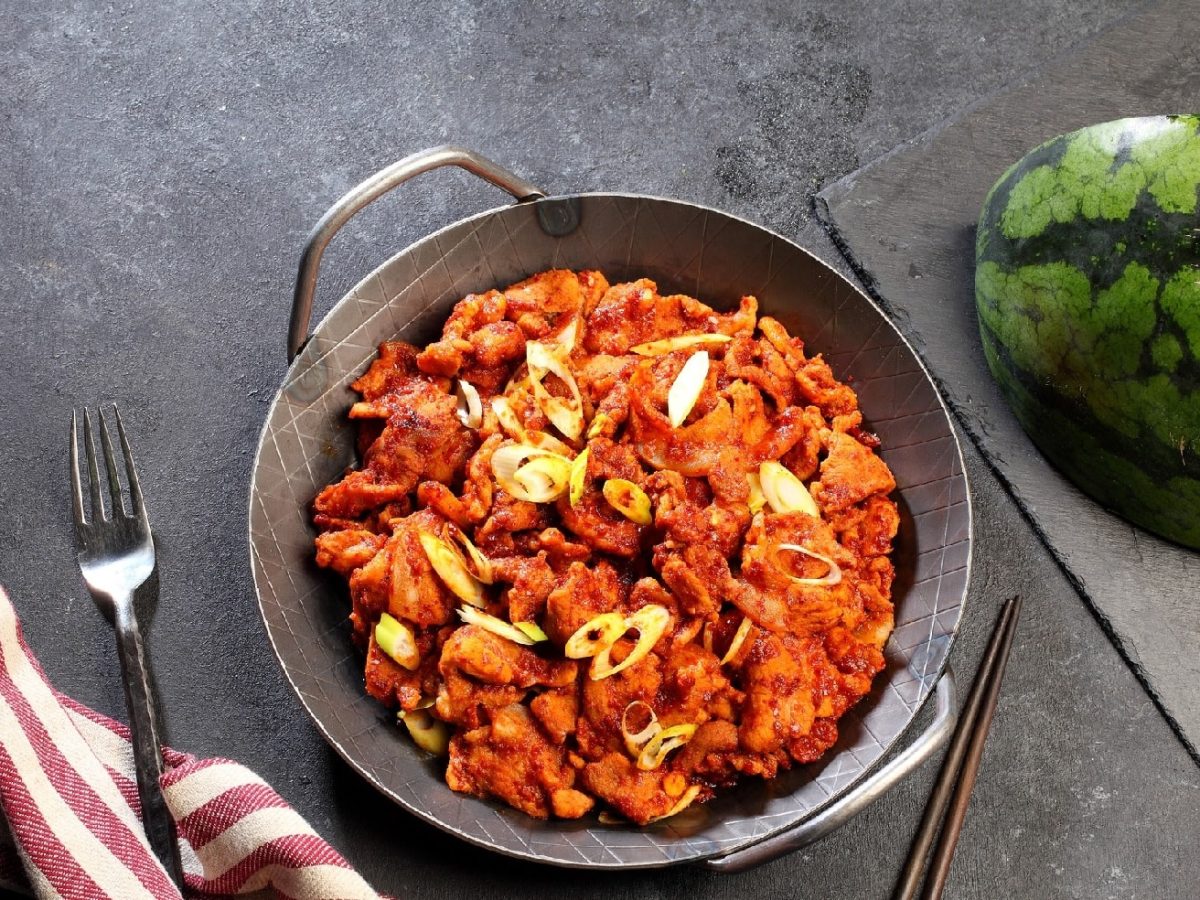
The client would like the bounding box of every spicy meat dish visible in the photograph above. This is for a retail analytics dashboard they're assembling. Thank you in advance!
[312,269,899,825]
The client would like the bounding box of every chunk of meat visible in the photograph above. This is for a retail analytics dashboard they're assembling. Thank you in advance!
[415,433,501,528]
[416,289,507,377]
[348,509,456,637]
[811,431,897,513]
[436,625,576,728]
[583,279,756,356]
[314,377,474,520]
[580,753,675,825]
[474,491,552,557]
[738,632,817,755]
[556,490,641,557]
[734,511,857,634]
[828,494,901,558]
[723,333,796,408]
[657,642,739,725]
[794,354,859,418]
[543,560,626,646]
[530,689,578,745]
[447,704,592,819]
[363,630,440,711]
[314,528,386,577]
[350,341,422,401]
[503,269,606,340]
[655,543,733,618]
[491,552,556,624]
[778,405,827,481]
[629,366,771,478]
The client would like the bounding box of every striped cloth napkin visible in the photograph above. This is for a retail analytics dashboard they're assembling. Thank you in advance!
[0,587,384,900]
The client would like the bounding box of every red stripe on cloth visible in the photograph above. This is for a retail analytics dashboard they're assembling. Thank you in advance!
[0,736,108,900]
[197,833,355,897]
[159,754,232,790]
[0,629,181,898]
[179,782,290,849]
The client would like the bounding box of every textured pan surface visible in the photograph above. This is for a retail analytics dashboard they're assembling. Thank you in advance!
[249,194,971,868]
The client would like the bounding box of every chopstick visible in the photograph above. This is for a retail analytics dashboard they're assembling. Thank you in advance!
[892,595,1023,900]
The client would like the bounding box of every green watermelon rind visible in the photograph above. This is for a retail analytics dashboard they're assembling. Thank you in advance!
[975,115,1200,549]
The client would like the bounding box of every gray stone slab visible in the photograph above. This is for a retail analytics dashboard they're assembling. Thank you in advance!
[3,0,1195,897]
[817,0,1200,760]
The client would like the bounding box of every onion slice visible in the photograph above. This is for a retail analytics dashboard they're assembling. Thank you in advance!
[630,333,732,356]
[648,784,703,822]
[418,531,485,607]
[569,447,590,506]
[564,612,627,659]
[456,605,537,645]
[514,621,549,642]
[446,524,493,584]
[620,701,660,756]
[491,443,572,503]
[667,350,709,428]
[720,617,754,664]
[636,723,697,770]
[491,397,526,440]
[776,543,843,587]
[746,472,767,515]
[591,605,671,680]
[526,341,585,440]
[587,412,613,439]
[397,708,451,756]
[758,460,820,517]
[601,478,652,525]
[375,613,419,670]
[524,430,576,457]
[455,380,483,428]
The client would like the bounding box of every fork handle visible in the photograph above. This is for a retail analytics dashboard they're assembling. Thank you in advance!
[113,601,186,890]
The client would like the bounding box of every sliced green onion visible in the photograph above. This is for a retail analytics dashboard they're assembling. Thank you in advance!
[758,460,820,517]
[648,784,702,821]
[776,543,843,587]
[526,340,585,440]
[591,605,670,680]
[667,350,710,428]
[720,617,754,664]
[446,524,494,584]
[456,605,537,645]
[418,531,485,607]
[747,472,767,515]
[569,447,590,506]
[455,380,483,428]
[636,723,697,770]
[514,621,549,643]
[375,613,419,670]
[564,612,627,659]
[630,333,732,356]
[601,478,652,525]
[397,708,451,756]
[621,701,660,757]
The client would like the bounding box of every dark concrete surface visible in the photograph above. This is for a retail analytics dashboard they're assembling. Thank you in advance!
[3,1,1196,898]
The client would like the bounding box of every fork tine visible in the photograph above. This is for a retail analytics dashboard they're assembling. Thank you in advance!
[112,406,146,518]
[97,408,127,518]
[69,410,86,526]
[81,409,107,522]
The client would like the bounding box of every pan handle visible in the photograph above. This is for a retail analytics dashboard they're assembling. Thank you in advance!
[701,668,958,874]
[288,145,546,361]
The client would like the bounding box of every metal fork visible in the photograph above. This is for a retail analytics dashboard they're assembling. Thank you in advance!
[70,406,185,889]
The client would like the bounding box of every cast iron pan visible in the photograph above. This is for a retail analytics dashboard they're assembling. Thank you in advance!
[249,146,971,870]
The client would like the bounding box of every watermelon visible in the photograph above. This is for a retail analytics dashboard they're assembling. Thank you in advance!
[975,115,1200,549]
